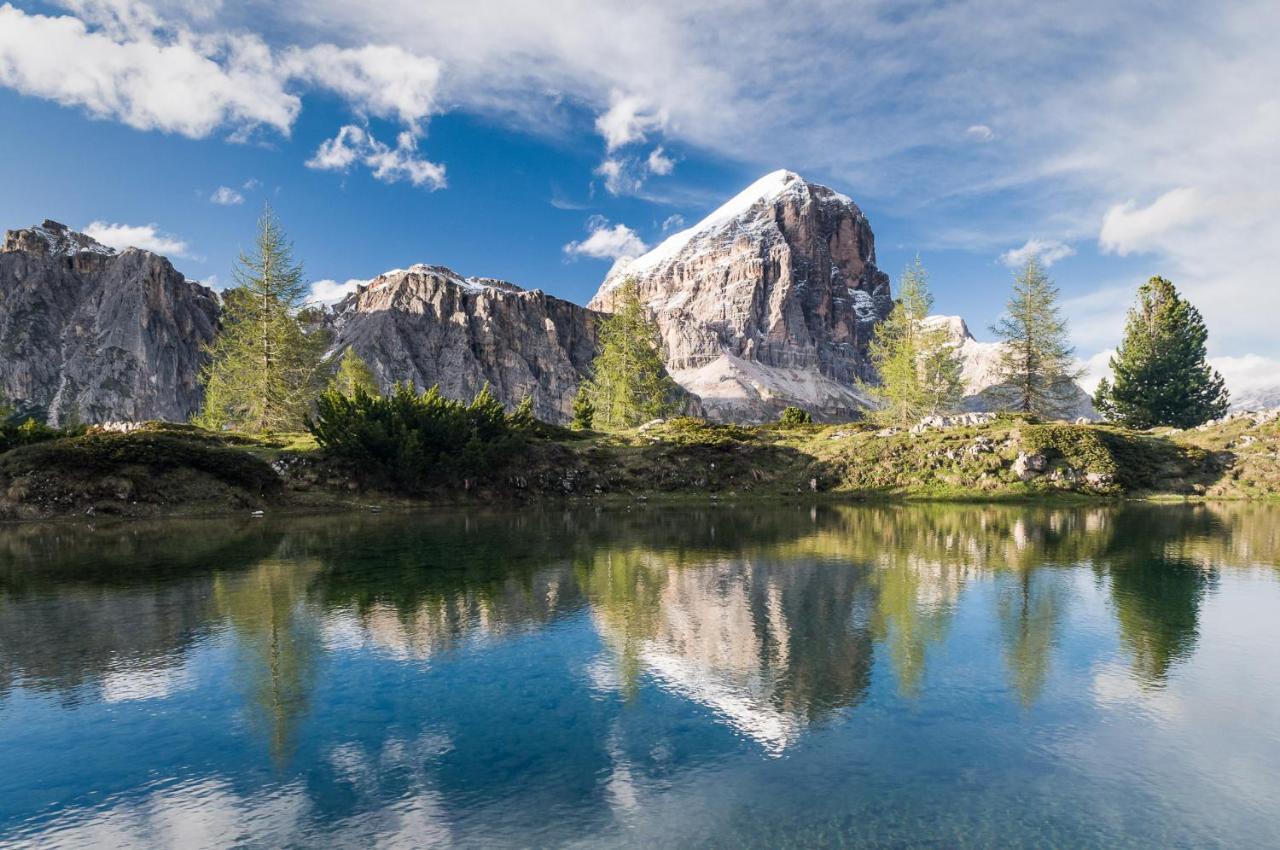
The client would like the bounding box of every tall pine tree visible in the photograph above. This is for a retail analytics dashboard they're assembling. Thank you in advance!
[1094,276,1228,428]
[571,384,595,430]
[586,279,679,429]
[989,258,1083,418]
[863,258,964,426]
[196,207,327,432]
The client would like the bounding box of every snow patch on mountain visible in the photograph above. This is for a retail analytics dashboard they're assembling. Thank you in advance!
[604,169,859,291]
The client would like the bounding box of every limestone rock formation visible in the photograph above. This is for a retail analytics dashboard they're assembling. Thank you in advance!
[327,265,601,424]
[923,315,1097,419]
[0,221,219,424]
[589,170,893,422]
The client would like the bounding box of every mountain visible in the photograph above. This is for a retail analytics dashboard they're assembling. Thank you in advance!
[589,170,893,422]
[327,264,601,424]
[0,221,219,424]
[922,315,1097,419]
[1229,385,1280,412]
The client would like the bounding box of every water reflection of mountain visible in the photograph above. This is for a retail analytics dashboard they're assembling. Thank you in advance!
[583,550,874,752]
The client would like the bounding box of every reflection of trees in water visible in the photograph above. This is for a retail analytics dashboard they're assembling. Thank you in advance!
[307,515,590,661]
[869,555,971,698]
[997,567,1070,706]
[1095,507,1221,687]
[0,519,285,702]
[214,558,322,765]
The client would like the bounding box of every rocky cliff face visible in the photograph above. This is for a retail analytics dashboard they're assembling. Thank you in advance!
[923,315,1097,419]
[327,265,601,424]
[589,170,893,422]
[0,221,219,424]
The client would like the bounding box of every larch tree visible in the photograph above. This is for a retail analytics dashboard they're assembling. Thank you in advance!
[989,258,1083,419]
[1094,276,1228,428]
[863,258,964,427]
[196,207,327,432]
[330,346,380,400]
[586,279,679,429]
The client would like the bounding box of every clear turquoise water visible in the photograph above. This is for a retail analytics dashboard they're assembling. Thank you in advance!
[2,503,1279,848]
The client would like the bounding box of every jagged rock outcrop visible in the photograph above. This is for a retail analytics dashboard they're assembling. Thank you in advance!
[923,315,1097,419]
[327,265,602,424]
[0,221,219,424]
[589,170,893,422]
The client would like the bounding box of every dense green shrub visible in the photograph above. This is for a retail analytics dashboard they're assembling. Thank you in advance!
[306,382,525,487]
[0,417,66,454]
[778,407,813,427]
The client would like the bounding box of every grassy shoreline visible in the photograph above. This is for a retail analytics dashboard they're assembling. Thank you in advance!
[1,413,1276,521]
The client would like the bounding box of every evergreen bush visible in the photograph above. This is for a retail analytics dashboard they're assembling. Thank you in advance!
[306,382,525,487]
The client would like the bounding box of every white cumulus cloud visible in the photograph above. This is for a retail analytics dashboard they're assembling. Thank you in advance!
[0,4,298,138]
[563,217,648,261]
[0,4,447,187]
[311,277,366,304]
[1099,187,1201,256]
[646,146,675,176]
[595,91,667,152]
[283,43,441,132]
[210,185,244,205]
[306,126,446,189]
[1000,238,1075,268]
[83,221,191,257]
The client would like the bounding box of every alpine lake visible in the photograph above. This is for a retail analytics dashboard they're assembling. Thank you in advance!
[2,502,1279,848]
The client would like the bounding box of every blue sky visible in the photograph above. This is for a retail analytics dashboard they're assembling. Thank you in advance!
[1,0,1277,397]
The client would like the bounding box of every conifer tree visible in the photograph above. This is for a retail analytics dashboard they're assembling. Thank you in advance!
[196,207,327,432]
[330,346,380,400]
[586,279,678,429]
[989,258,1083,418]
[571,384,594,430]
[1094,276,1228,428]
[863,258,964,426]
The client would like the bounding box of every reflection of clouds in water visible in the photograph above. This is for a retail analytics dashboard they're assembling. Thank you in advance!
[100,659,194,703]
[604,725,641,817]
[1091,662,1184,722]
[323,730,456,848]
[5,779,311,850]
[10,731,459,850]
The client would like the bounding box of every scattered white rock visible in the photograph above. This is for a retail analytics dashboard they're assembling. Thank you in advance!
[1012,452,1048,480]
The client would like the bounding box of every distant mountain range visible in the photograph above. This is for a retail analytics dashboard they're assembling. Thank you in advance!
[0,174,1167,426]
